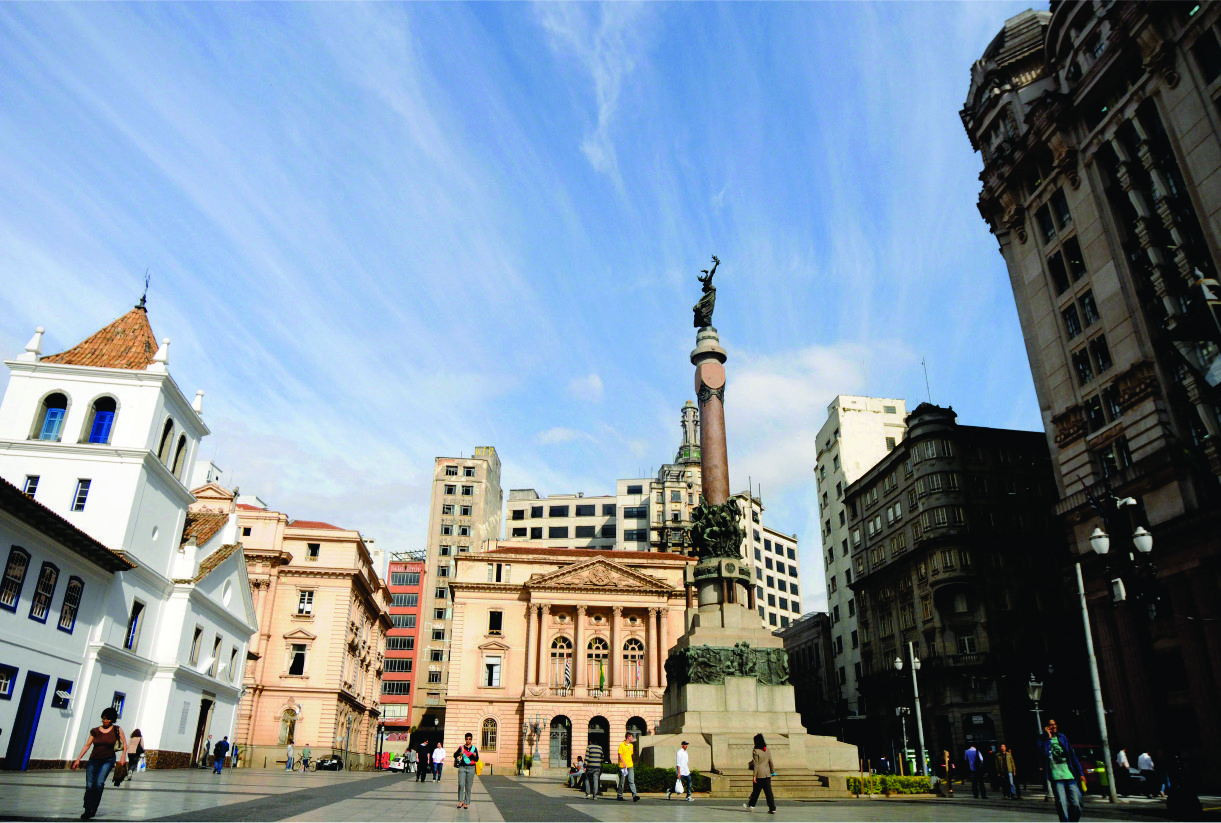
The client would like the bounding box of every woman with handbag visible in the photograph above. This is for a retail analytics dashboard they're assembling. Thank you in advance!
[742,733,776,814]
[71,707,127,820]
[455,733,479,809]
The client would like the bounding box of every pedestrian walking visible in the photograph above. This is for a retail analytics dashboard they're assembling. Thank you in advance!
[455,733,478,809]
[286,742,294,771]
[965,744,987,799]
[1137,750,1163,797]
[942,750,954,795]
[70,706,127,820]
[584,738,603,799]
[616,731,639,802]
[667,740,693,801]
[1115,747,1134,795]
[407,747,418,775]
[213,737,230,774]
[201,735,212,769]
[119,729,143,786]
[1039,719,1086,822]
[995,744,1018,799]
[416,740,431,782]
[432,741,447,781]
[742,733,776,814]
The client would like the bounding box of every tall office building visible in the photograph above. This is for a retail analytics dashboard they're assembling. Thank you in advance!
[413,447,502,743]
[963,3,1221,779]
[814,396,907,732]
[382,550,425,749]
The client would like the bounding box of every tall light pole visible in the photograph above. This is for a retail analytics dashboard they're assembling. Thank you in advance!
[894,641,927,776]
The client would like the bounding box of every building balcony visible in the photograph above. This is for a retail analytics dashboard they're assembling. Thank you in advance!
[925,652,991,669]
[623,688,648,699]
[550,687,574,697]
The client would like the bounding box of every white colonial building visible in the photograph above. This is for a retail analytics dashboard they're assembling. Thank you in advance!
[0,302,258,769]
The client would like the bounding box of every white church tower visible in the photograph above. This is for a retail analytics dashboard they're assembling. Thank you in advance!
[0,300,257,769]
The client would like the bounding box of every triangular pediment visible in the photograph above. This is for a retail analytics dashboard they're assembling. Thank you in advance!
[283,627,317,641]
[526,558,672,592]
[478,640,511,652]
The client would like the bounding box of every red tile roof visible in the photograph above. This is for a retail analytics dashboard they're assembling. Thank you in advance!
[288,519,343,530]
[42,306,159,371]
[0,476,134,573]
[181,510,229,547]
[236,503,265,511]
[173,542,242,584]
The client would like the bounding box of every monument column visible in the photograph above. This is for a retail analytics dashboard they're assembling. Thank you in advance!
[646,607,658,688]
[524,604,537,686]
[539,605,551,686]
[575,605,586,688]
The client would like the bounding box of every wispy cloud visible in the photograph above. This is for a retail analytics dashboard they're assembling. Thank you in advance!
[0,1,1041,613]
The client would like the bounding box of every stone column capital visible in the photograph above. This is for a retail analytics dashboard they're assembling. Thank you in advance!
[647,606,659,617]
[576,604,587,616]
[541,604,551,615]
[612,605,623,616]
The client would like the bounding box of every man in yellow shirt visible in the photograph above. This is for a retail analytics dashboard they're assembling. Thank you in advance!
[616,732,640,802]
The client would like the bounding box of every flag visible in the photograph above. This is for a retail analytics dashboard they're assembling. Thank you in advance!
[598,659,606,690]
[564,656,572,688]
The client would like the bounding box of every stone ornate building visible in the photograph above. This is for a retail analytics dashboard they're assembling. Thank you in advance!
[235,504,391,769]
[963,2,1221,780]
[846,404,1072,770]
[443,544,691,772]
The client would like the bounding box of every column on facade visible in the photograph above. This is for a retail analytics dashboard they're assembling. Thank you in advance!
[646,607,658,689]
[610,606,622,691]
[539,604,551,686]
[657,606,669,687]
[524,604,537,685]
[575,605,586,688]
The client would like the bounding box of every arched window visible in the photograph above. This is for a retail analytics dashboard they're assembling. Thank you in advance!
[481,718,498,751]
[279,709,297,744]
[0,547,31,612]
[172,435,188,479]
[58,577,84,633]
[550,636,573,691]
[157,419,175,463]
[35,393,68,441]
[587,637,609,692]
[85,396,117,444]
[622,638,645,691]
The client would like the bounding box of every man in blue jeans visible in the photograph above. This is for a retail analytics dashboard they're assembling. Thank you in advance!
[1039,719,1085,822]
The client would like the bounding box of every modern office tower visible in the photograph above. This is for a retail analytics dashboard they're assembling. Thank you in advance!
[505,491,618,549]
[963,4,1221,779]
[814,396,907,733]
[382,550,426,749]
[412,447,502,744]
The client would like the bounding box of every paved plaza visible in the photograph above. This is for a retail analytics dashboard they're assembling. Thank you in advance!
[0,767,1207,823]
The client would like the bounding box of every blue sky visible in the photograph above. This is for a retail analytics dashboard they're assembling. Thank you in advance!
[0,1,1039,612]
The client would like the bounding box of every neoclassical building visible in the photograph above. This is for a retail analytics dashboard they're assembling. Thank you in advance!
[444,544,692,771]
[234,503,391,769]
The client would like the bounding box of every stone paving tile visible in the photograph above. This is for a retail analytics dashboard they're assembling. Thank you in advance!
[0,768,1178,822]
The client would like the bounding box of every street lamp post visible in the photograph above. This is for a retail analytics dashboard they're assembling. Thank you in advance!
[1026,675,1043,738]
[894,641,927,776]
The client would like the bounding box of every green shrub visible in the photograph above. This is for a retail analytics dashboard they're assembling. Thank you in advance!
[847,775,932,795]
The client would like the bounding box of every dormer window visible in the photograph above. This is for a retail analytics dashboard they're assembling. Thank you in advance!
[83,397,117,444]
[35,393,68,441]
[157,419,175,463]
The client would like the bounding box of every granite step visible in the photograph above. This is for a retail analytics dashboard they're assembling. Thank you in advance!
[709,769,852,799]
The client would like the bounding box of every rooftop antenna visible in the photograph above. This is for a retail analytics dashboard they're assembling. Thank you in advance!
[921,356,933,403]
[137,269,150,309]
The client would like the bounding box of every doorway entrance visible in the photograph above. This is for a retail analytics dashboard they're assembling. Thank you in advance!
[549,716,571,767]
[191,697,214,766]
[3,672,49,770]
